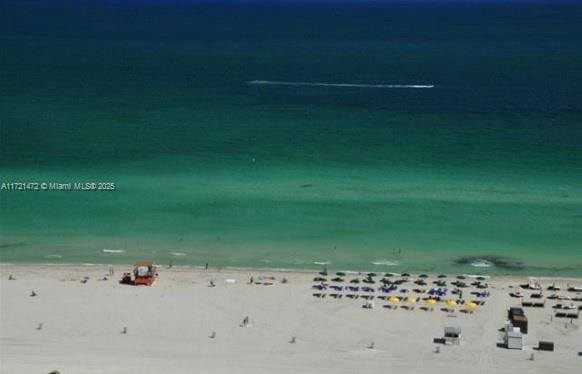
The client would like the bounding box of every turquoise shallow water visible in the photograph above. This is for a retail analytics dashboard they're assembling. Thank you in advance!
[1,1,582,276]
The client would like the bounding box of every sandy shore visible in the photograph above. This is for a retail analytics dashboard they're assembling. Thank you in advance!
[1,264,581,373]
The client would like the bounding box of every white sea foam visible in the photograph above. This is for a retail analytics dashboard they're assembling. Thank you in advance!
[45,254,63,259]
[102,249,125,254]
[83,263,95,266]
[247,80,434,89]
[372,260,400,266]
[313,261,331,265]
[170,252,187,256]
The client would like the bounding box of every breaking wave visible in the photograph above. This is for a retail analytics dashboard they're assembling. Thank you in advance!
[372,260,401,266]
[102,249,125,254]
[313,261,331,265]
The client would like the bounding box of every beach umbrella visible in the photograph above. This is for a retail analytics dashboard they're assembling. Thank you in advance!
[336,272,346,277]
[389,296,400,304]
[466,302,477,309]
[380,278,392,285]
[437,274,447,278]
[418,274,428,278]
[401,273,411,277]
[350,279,360,284]
[426,299,437,306]
[319,271,328,276]
[446,300,457,307]
[476,276,486,281]
[384,273,394,277]
[367,273,377,277]
[406,297,417,304]
[331,277,344,282]
[456,275,466,280]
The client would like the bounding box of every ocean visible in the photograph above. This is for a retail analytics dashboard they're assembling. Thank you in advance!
[1,0,581,276]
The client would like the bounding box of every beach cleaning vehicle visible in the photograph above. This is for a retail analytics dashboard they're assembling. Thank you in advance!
[120,261,157,286]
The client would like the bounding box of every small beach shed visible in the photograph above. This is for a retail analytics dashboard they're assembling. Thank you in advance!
[504,322,523,350]
[444,326,461,345]
[508,307,528,334]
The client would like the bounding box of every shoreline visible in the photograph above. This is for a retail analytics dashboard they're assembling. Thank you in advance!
[2,262,582,281]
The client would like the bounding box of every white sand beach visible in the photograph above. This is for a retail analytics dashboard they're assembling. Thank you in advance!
[1,264,581,373]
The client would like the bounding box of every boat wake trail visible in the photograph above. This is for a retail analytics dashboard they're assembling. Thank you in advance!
[247,80,434,89]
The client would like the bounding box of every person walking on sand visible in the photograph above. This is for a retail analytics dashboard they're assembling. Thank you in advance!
[241,316,249,327]
[249,276,254,285]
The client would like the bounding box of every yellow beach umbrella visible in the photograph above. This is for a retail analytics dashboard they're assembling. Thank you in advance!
[406,297,417,304]
[466,302,477,309]
[426,299,437,306]
[389,296,400,304]
[446,300,457,307]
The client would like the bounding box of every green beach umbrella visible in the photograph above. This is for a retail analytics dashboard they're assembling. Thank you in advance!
[380,278,392,285]
[401,273,411,277]
[319,271,328,276]
[331,277,344,282]
[367,273,377,277]
[476,276,486,281]
[336,272,346,277]
[350,279,361,284]
[418,274,428,278]
[384,273,394,277]
[456,275,466,280]
[437,274,447,278]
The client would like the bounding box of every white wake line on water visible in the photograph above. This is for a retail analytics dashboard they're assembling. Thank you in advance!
[247,80,434,89]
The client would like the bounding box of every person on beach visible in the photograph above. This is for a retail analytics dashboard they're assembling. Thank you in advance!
[209,280,215,287]
[205,262,209,270]
[241,316,249,327]
[30,290,37,297]
[249,276,254,285]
